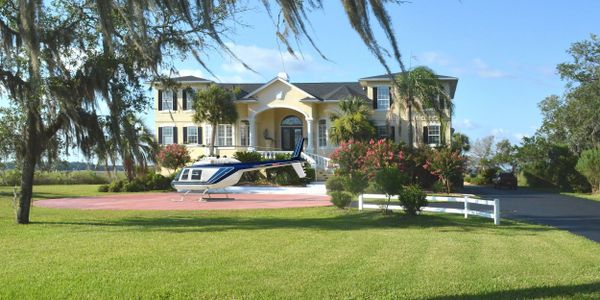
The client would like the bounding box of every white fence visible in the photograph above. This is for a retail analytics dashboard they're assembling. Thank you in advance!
[358,194,501,225]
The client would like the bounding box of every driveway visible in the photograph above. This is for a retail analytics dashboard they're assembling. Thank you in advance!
[463,185,600,243]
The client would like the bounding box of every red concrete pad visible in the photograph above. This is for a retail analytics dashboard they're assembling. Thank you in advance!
[34,192,332,211]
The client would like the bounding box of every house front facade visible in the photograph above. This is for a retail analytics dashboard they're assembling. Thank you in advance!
[154,72,458,163]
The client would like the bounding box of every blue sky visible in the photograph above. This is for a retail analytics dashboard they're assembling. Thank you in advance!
[163,0,599,145]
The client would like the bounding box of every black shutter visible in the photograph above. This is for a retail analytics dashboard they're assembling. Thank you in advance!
[389,87,393,107]
[390,127,395,142]
[182,89,187,110]
[172,90,178,111]
[173,126,178,144]
[198,127,203,145]
[372,87,378,109]
[158,127,163,144]
[158,90,163,111]
[423,126,429,144]
[183,127,188,144]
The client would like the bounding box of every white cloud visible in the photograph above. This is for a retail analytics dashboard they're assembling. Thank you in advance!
[491,128,507,137]
[472,58,512,79]
[217,43,334,82]
[455,118,480,130]
[415,51,453,67]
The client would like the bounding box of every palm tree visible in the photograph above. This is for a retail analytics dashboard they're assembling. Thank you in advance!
[452,132,471,153]
[192,85,239,156]
[394,66,454,148]
[118,115,159,181]
[328,96,376,144]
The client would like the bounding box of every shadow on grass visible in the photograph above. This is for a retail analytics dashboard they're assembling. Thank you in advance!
[34,210,554,235]
[428,281,600,299]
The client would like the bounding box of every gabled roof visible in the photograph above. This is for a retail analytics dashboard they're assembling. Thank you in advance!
[171,75,212,83]
[359,72,457,81]
[359,72,458,98]
[294,82,367,101]
[242,77,316,99]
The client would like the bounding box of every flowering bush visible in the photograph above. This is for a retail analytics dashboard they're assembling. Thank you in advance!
[157,144,191,172]
[329,139,368,176]
[426,148,466,193]
[330,139,407,178]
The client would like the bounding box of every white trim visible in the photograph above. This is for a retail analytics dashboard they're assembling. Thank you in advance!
[252,104,312,120]
[243,77,316,99]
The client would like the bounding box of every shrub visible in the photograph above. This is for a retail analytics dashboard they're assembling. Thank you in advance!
[364,181,383,194]
[123,179,145,192]
[326,176,345,193]
[426,148,466,193]
[97,185,109,192]
[143,173,173,190]
[329,191,353,209]
[157,144,191,172]
[576,148,600,193]
[374,167,409,212]
[342,172,369,195]
[399,185,427,216]
[108,180,125,192]
[302,166,316,184]
[234,151,264,182]
[431,181,445,193]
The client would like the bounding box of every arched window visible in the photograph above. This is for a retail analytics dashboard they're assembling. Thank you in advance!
[281,116,303,126]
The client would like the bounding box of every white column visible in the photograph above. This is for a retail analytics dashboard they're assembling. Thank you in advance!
[248,117,257,151]
[306,118,313,152]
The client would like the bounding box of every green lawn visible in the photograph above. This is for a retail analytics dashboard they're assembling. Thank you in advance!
[563,192,600,203]
[2,185,600,299]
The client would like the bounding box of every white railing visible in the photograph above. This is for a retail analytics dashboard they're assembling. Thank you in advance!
[303,152,332,170]
[256,150,331,171]
[358,194,500,225]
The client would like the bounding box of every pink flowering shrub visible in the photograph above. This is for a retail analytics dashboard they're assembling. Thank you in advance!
[157,144,191,172]
[427,148,466,193]
[330,139,408,178]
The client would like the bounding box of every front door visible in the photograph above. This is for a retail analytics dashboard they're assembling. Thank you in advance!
[281,127,303,151]
[281,116,304,151]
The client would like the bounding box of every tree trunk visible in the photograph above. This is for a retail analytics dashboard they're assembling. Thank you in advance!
[407,102,414,149]
[210,123,217,156]
[16,112,39,224]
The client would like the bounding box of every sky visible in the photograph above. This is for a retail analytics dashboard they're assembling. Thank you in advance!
[160,0,599,145]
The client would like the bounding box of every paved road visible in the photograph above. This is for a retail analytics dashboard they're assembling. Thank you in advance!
[462,186,600,243]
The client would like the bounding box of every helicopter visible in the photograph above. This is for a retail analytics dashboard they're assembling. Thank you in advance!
[171,137,307,198]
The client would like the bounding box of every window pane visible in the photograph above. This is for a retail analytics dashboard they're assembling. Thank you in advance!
[180,169,189,180]
[162,90,173,110]
[187,127,198,144]
[240,121,249,146]
[318,120,327,147]
[428,125,441,145]
[281,116,302,126]
[162,127,173,144]
[376,126,388,139]
[190,169,202,180]
[377,86,390,109]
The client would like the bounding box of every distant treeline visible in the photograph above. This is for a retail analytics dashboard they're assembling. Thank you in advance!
[0,161,125,171]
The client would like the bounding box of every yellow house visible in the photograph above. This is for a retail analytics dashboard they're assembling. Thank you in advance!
[154,72,458,168]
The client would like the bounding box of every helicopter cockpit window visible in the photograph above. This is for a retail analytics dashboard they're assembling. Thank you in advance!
[180,169,190,181]
[191,169,202,180]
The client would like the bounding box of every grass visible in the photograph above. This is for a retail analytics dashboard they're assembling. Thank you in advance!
[1,185,600,299]
[563,192,600,203]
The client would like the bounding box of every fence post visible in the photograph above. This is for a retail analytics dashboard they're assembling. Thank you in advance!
[358,194,363,211]
[494,198,500,225]
[464,195,469,219]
